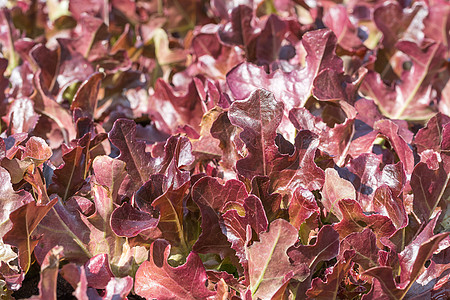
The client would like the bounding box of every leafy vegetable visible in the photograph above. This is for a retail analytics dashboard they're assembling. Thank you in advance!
[0,0,448,299]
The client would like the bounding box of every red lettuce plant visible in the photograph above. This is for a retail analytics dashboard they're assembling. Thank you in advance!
[0,0,449,299]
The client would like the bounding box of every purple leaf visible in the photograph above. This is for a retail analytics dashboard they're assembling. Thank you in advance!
[0,166,34,238]
[32,246,64,300]
[192,200,233,258]
[103,276,133,299]
[70,267,91,300]
[218,5,257,49]
[322,168,356,219]
[238,196,268,236]
[312,69,355,102]
[247,219,309,299]
[190,107,223,162]
[210,111,242,170]
[77,185,128,263]
[360,41,446,120]
[256,14,287,64]
[109,128,193,193]
[373,2,426,55]
[306,252,354,300]
[55,39,95,88]
[3,197,58,273]
[34,198,92,265]
[192,175,248,213]
[334,199,396,243]
[50,143,88,200]
[110,202,159,237]
[288,187,319,230]
[323,5,366,54]
[135,174,167,214]
[45,183,147,278]
[289,107,356,166]
[84,254,114,290]
[250,175,284,221]
[0,58,7,108]
[362,267,401,300]
[32,71,77,143]
[71,72,104,119]
[192,33,223,58]
[411,162,449,222]
[65,196,95,216]
[338,154,406,212]
[423,0,450,54]
[221,195,268,267]
[151,182,190,249]
[22,137,53,165]
[191,176,249,256]
[30,44,58,92]
[270,130,325,194]
[228,88,284,179]
[363,232,448,299]
[6,97,39,134]
[398,213,444,284]
[70,15,108,60]
[157,135,195,190]
[23,167,52,206]
[61,261,133,300]
[92,156,127,203]
[288,225,340,274]
[373,185,408,230]
[374,119,415,174]
[406,244,450,299]
[227,29,343,107]
[135,239,216,299]
[108,119,156,186]
[69,0,105,21]
[414,113,450,154]
[151,79,204,134]
[339,228,380,270]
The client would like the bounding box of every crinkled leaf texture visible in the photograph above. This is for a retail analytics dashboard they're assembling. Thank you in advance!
[192,176,250,257]
[334,199,396,244]
[363,213,449,299]
[108,119,156,187]
[288,187,319,230]
[306,251,354,300]
[221,194,268,268]
[339,228,380,271]
[247,219,309,299]
[228,88,284,179]
[360,41,446,121]
[110,202,159,238]
[288,225,340,273]
[135,239,216,300]
[270,130,325,195]
[227,29,344,107]
[1,1,450,299]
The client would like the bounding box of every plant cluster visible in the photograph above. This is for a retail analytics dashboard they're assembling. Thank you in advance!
[0,0,449,299]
